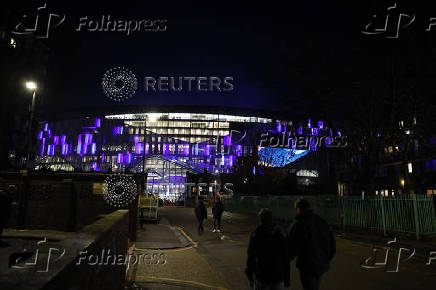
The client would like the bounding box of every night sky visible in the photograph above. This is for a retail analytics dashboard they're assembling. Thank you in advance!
[6,0,436,115]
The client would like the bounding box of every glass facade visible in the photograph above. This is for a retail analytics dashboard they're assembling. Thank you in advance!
[35,111,331,201]
[35,112,273,201]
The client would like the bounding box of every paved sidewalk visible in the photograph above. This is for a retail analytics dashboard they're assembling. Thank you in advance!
[126,210,251,290]
[126,207,436,290]
[135,223,192,250]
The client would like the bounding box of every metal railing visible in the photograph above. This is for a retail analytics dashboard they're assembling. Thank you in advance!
[222,195,436,240]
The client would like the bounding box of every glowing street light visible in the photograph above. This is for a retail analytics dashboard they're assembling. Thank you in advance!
[25,81,37,90]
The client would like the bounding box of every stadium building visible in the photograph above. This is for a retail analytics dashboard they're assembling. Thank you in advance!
[35,106,334,201]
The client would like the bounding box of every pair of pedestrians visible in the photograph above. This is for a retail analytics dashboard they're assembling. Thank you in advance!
[246,199,336,290]
[195,196,224,234]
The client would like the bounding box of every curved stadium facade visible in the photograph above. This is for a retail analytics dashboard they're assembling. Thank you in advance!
[35,106,331,201]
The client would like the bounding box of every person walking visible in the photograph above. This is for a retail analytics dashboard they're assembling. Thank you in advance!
[212,196,224,232]
[287,199,336,290]
[246,208,290,290]
[194,197,207,234]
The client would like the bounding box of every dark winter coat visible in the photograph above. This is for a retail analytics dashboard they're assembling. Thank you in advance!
[212,200,224,218]
[195,201,207,221]
[287,210,336,275]
[246,224,290,286]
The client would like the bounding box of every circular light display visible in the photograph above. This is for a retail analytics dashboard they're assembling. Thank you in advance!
[102,67,137,102]
[102,174,138,207]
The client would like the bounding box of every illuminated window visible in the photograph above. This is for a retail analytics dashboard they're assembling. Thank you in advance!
[408,162,413,173]
[296,170,319,177]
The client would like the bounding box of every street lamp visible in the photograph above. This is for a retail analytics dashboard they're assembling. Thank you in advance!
[25,81,37,90]
[25,81,37,170]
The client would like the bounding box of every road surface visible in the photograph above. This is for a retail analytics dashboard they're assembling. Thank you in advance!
[126,207,436,290]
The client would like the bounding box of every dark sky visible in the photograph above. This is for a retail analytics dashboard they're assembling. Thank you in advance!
[6,0,436,115]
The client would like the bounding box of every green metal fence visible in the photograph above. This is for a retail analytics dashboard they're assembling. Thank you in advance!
[222,195,436,240]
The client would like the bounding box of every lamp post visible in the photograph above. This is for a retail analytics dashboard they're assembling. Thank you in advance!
[25,81,37,170]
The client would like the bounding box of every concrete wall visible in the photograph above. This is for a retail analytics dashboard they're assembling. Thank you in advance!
[1,172,117,231]
[0,210,130,290]
[43,210,129,290]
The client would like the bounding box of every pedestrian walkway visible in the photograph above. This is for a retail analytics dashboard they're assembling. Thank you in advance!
[135,223,192,250]
[127,220,230,289]
[127,207,436,290]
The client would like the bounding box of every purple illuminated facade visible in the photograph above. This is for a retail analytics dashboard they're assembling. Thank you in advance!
[35,110,331,200]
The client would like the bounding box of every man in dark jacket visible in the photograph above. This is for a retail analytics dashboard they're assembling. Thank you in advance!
[194,198,207,234]
[212,196,224,232]
[246,208,290,289]
[287,199,336,290]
